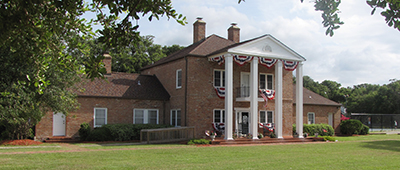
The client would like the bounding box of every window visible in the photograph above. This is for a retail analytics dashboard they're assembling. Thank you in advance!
[308,112,315,124]
[171,109,181,127]
[214,70,225,87]
[260,74,273,89]
[176,69,182,89]
[133,109,159,124]
[94,108,107,127]
[260,111,273,123]
[214,109,225,123]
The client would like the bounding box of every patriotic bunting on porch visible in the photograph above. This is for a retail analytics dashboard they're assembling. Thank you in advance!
[209,55,225,65]
[214,87,225,99]
[259,58,277,68]
[233,55,253,66]
[282,60,298,71]
[259,123,274,132]
[259,89,275,107]
[212,123,225,133]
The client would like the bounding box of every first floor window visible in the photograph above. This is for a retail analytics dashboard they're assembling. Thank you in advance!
[134,109,159,124]
[171,109,181,127]
[260,111,273,123]
[94,108,107,127]
[308,112,315,124]
[214,109,225,123]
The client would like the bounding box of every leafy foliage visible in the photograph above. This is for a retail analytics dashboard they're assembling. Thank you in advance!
[293,124,334,136]
[83,124,172,141]
[0,0,185,139]
[187,139,211,145]
[340,119,364,135]
[78,123,92,141]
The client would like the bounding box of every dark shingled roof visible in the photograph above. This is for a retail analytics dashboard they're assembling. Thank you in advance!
[74,73,170,100]
[141,34,235,70]
[293,85,341,106]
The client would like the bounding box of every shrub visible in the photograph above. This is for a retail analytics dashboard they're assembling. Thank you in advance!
[293,124,334,136]
[340,119,363,135]
[187,139,211,145]
[81,123,173,141]
[359,124,370,135]
[78,123,91,141]
[322,136,336,141]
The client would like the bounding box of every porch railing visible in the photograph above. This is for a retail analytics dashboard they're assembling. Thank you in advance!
[140,127,195,144]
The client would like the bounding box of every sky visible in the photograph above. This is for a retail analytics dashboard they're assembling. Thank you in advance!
[132,0,400,88]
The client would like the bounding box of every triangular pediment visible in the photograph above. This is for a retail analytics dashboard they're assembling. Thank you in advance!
[226,35,306,62]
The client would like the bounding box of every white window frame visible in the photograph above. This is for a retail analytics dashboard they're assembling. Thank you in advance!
[133,109,159,124]
[213,109,225,123]
[308,112,315,124]
[170,109,181,127]
[94,108,107,128]
[259,73,274,90]
[176,69,182,89]
[213,69,225,87]
[259,110,274,124]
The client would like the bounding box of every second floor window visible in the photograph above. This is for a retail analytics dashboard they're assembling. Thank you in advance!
[214,70,225,87]
[176,69,182,89]
[260,74,273,89]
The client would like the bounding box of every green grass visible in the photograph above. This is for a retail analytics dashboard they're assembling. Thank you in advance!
[1,135,400,169]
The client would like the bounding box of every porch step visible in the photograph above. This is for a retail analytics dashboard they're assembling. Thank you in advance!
[44,136,80,143]
[211,137,323,145]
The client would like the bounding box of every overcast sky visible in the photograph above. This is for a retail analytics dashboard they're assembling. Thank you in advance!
[134,0,400,87]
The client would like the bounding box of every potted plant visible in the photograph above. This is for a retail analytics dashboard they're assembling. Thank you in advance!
[205,130,217,141]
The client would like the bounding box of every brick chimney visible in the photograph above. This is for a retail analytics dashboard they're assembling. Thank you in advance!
[103,53,112,74]
[193,17,206,43]
[228,23,240,43]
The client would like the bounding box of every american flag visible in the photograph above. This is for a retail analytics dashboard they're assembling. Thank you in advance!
[259,89,275,107]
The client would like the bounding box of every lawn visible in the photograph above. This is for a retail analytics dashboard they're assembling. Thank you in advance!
[1,135,400,169]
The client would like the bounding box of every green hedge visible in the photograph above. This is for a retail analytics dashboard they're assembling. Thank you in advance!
[80,123,173,141]
[293,124,334,136]
[340,119,363,135]
[187,139,211,145]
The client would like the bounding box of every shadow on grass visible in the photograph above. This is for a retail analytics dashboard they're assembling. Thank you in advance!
[361,140,400,152]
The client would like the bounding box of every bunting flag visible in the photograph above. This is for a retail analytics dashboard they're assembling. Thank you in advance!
[214,87,225,99]
[341,114,350,121]
[259,123,274,132]
[209,55,225,65]
[212,123,225,132]
[259,89,275,107]
[234,55,253,66]
[259,58,277,69]
[282,60,298,71]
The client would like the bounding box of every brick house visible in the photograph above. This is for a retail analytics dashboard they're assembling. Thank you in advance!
[35,18,341,140]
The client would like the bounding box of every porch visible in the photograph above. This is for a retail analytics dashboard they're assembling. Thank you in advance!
[210,136,324,145]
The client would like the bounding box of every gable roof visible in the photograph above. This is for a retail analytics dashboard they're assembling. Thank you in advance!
[74,73,170,100]
[141,34,235,70]
[293,85,341,106]
[208,34,306,62]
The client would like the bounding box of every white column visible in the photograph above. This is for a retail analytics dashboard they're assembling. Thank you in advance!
[296,62,304,138]
[275,61,283,138]
[250,57,259,139]
[225,55,234,140]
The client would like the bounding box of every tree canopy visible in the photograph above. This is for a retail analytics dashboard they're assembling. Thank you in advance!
[0,0,185,139]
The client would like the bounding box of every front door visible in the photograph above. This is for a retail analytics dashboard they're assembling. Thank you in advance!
[53,113,66,136]
[240,112,249,134]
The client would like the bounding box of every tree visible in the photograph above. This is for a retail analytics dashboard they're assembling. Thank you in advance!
[111,35,167,73]
[162,44,185,56]
[0,0,186,139]
[238,0,400,36]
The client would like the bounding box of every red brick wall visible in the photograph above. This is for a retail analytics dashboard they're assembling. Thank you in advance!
[35,97,166,140]
[293,104,341,134]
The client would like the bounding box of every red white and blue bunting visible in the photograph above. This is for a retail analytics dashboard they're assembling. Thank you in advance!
[259,89,275,107]
[259,58,277,69]
[233,55,253,66]
[259,123,274,132]
[209,55,299,71]
[282,60,298,71]
[214,87,225,99]
[212,123,225,133]
[209,56,225,65]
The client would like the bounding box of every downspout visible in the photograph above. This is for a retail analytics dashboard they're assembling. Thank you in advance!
[185,56,188,126]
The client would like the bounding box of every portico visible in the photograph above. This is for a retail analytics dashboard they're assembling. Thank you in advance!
[209,34,306,140]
